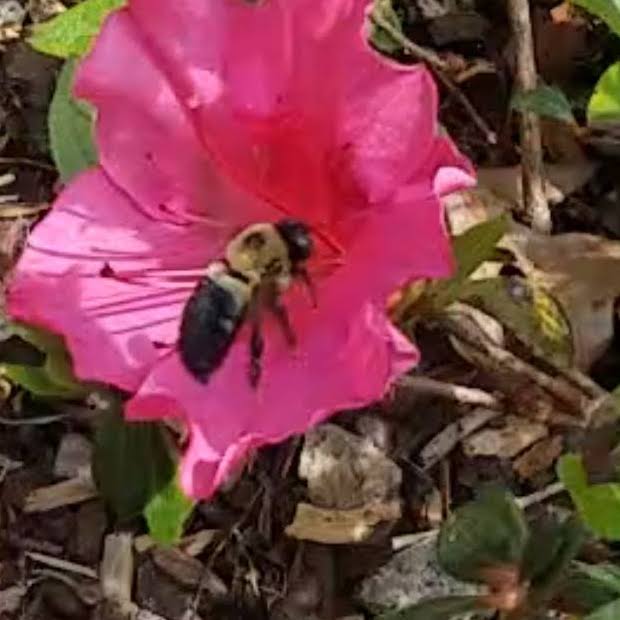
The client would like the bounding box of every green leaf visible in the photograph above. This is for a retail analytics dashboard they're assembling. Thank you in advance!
[525,517,585,598]
[558,454,620,540]
[462,277,573,368]
[588,62,620,125]
[438,486,529,583]
[571,0,620,38]
[2,363,84,399]
[2,322,89,399]
[426,215,509,312]
[557,572,620,613]
[93,408,176,522]
[49,59,97,182]
[377,596,488,620]
[369,0,404,55]
[574,562,620,596]
[144,476,194,545]
[585,598,620,620]
[29,0,126,58]
[511,84,576,124]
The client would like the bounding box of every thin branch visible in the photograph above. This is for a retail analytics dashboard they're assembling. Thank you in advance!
[507,0,551,233]
[442,310,591,420]
[515,481,565,510]
[399,375,500,408]
[371,12,497,144]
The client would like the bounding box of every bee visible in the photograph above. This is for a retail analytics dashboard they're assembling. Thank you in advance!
[179,219,315,387]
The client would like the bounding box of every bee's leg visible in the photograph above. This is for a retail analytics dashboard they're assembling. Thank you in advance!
[296,266,318,308]
[269,297,297,348]
[247,294,264,389]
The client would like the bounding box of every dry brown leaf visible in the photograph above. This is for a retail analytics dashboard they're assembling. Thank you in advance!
[513,435,564,480]
[510,230,620,368]
[477,163,596,207]
[462,415,548,458]
[285,501,401,544]
[299,424,401,510]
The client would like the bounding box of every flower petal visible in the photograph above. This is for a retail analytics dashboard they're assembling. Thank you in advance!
[75,10,272,227]
[94,0,464,234]
[7,169,220,391]
[127,299,415,498]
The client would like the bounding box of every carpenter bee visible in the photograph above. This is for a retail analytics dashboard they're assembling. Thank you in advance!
[179,219,315,387]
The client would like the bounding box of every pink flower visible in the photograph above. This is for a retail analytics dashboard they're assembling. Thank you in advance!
[8,0,474,498]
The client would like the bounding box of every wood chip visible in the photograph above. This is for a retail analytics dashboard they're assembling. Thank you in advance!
[24,475,98,512]
[420,407,503,469]
[513,435,564,480]
[151,547,226,596]
[101,533,134,603]
[285,501,401,544]
[0,202,49,218]
[462,415,548,458]
[54,433,93,479]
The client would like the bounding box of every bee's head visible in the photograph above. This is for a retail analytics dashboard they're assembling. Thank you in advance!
[275,219,314,264]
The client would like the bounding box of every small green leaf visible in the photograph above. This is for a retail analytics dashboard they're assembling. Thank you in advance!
[426,215,509,312]
[524,516,585,596]
[585,598,620,620]
[2,363,84,399]
[2,322,89,399]
[93,408,176,522]
[558,454,620,540]
[557,572,620,613]
[144,476,194,545]
[369,0,404,55]
[571,0,620,38]
[463,277,573,368]
[574,562,620,596]
[377,596,488,620]
[511,84,576,124]
[588,62,620,125]
[49,59,98,182]
[29,0,126,58]
[438,487,529,583]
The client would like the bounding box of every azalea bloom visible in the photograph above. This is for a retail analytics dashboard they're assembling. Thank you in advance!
[8,0,474,498]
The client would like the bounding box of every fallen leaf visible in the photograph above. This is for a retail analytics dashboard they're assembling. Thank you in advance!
[510,230,620,369]
[477,163,597,207]
[299,424,401,510]
[285,501,401,544]
[462,415,548,459]
[513,435,564,480]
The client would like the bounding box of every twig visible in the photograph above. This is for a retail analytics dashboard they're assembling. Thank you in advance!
[442,310,590,419]
[371,12,497,144]
[507,0,550,233]
[515,481,565,510]
[420,407,503,469]
[0,157,56,171]
[0,413,68,426]
[25,552,98,580]
[399,375,500,408]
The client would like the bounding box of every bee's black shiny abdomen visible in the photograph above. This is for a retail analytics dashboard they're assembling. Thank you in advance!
[179,277,246,382]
